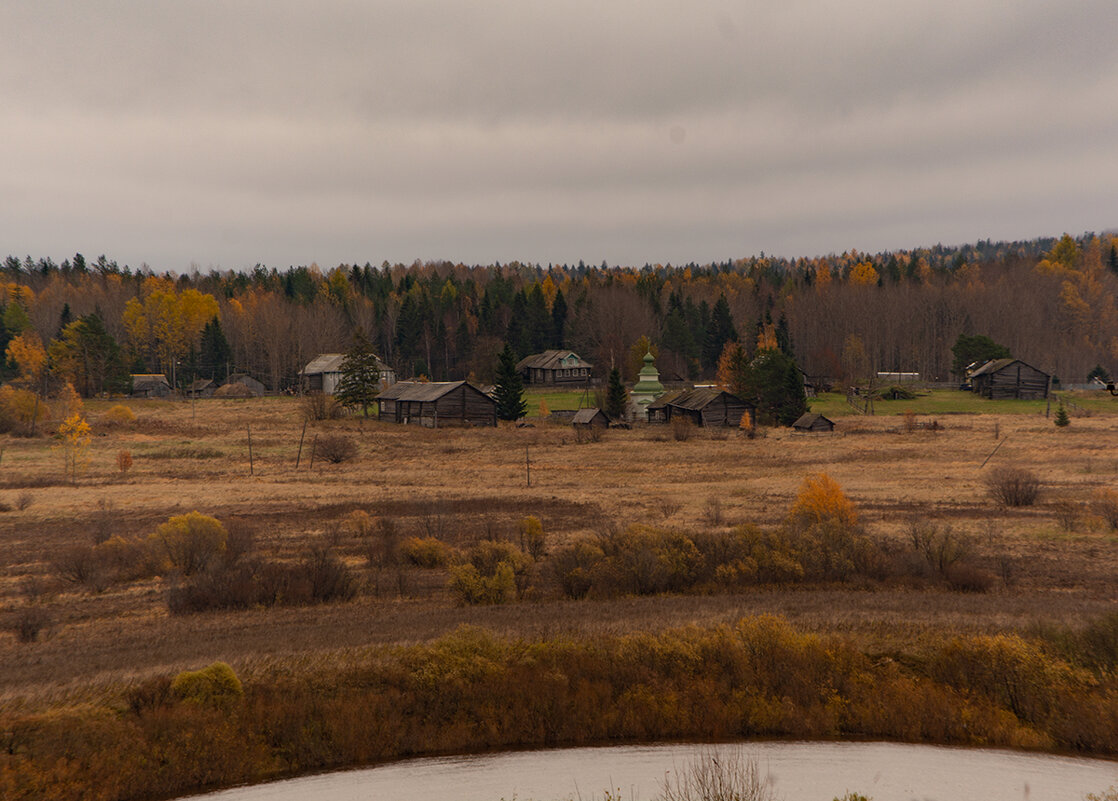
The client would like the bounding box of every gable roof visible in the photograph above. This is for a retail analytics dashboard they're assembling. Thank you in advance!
[969,358,1017,378]
[131,374,170,387]
[516,350,592,371]
[646,390,684,410]
[969,358,1048,379]
[303,352,391,375]
[572,407,609,424]
[793,412,833,429]
[665,387,751,411]
[377,380,491,403]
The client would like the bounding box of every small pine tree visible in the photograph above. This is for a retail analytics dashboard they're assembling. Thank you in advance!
[605,367,629,420]
[1055,403,1070,427]
[493,343,527,421]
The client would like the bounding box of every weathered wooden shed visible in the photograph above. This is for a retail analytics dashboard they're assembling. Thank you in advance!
[186,378,215,398]
[515,350,593,385]
[572,407,610,429]
[131,374,172,398]
[650,387,755,428]
[376,381,497,427]
[792,412,835,432]
[969,359,1050,400]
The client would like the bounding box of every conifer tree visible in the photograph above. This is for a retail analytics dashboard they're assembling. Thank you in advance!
[605,367,629,420]
[493,343,527,421]
[335,330,383,421]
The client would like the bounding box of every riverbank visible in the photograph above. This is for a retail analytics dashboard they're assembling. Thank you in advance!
[2,616,1116,800]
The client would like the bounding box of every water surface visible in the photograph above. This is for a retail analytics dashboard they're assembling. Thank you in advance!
[186,741,1118,801]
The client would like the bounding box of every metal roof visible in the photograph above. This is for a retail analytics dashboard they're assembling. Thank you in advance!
[969,358,1018,378]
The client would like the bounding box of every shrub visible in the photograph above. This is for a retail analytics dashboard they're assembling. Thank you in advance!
[518,515,545,559]
[301,391,342,421]
[985,465,1041,507]
[102,404,136,426]
[398,535,453,567]
[170,661,243,710]
[116,449,133,474]
[15,491,32,511]
[299,546,358,603]
[1093,489,1118,530]
[906,519,968,577]
[152,511,228,575]
[671,416,694,441]
[448,562,517,605]
[944,563,994,593]
[168,562,260,614]
[658,748,778,801]
[315,433,358,464]
[550,539,604,599]
[51,544,108,591]
[9,605,51,643]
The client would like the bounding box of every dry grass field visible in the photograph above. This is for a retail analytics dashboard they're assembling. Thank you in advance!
[2,395,1117,710]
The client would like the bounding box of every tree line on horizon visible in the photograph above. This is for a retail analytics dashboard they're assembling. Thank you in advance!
[1,232,1117,398]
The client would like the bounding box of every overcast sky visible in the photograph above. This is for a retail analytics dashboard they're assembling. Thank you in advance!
[2,1,1117,272]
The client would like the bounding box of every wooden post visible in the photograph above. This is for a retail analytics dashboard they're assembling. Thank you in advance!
[295,420,307,469]
[248,424,254,476]
[525,445,531,488]
[309,434,318,470]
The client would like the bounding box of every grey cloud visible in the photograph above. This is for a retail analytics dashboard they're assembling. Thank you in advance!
[2,1,1117,270]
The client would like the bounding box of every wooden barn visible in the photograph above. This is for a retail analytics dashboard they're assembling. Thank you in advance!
[648,387,754,428]
[131,374,172,398]
[302,353,395,395]
[969,358,1050,400]
[516,350,593,385]
[186,378,215,398]
[793,412,835,432]
[572,407,610,429]
[376,381,497,427]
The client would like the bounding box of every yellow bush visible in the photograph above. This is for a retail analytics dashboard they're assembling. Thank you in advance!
[171,661,243,710]
[152,511,227,575]
[398,535,453,567]
[519,515,545,559]
[0,385,49,432]
[102,404,136,426]
[788,472,858,530]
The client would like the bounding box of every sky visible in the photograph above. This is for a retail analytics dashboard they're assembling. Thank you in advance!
[2,0,1117,272]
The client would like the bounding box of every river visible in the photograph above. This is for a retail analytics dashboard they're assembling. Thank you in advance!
[185,741,1118,801]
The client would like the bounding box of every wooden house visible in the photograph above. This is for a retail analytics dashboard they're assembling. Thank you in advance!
[516,350,593,385]
[648,387,754,428]
[131,374,172,398]
[186,378,215,398]
[572,407,610,429]
[302,353,395,395]
[792,412,835,432]
[376,381,497,427]
[969,359,1050,400]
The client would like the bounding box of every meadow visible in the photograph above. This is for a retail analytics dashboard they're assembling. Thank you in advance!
[1,389,1117,799]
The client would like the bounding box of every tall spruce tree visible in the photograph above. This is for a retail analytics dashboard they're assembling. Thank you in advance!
[605,367,629,420]
[335,330,383,420]
[493,343,527,421]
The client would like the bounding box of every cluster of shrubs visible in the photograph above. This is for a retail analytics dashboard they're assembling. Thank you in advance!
[546,474,994,600]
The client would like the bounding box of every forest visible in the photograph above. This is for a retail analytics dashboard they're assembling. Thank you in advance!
[1,231,1117,397]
